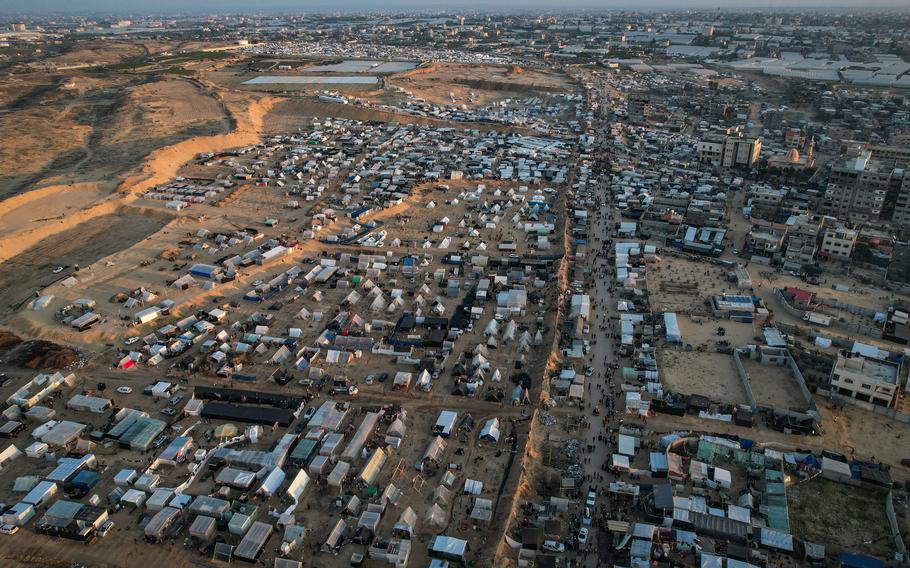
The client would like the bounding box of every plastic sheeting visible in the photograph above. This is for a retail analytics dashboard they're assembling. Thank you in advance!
[358,448,387,486]
[327,461,351,487]
[341,412,380,461]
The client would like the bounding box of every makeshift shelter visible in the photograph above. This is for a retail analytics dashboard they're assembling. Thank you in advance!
[463,479,483,495]
[425,503,448,530]
[479,418,501,443]
[327,461,351,487]
[433,485,452,506]
[323,519,349,552]
[358,448,387,486]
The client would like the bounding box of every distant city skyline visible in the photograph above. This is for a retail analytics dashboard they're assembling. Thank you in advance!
[2,0,910,17]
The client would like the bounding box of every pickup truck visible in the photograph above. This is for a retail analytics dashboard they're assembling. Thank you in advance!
[332,382,358,396]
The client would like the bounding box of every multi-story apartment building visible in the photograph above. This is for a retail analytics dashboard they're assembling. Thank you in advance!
[824,143,910,227]
[818,225,858,260]
[628,93,651,123]
[697,134,762,168]
[830,350,900,407]
[891,173,910,229]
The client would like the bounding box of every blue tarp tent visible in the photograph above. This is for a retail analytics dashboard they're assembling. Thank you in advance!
[838,552,884,568]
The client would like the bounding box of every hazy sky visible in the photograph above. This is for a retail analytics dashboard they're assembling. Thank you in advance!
[2,0,909,16]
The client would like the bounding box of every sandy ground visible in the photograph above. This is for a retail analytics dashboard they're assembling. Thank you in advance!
[0,182,104,238]
[117,94,277,196]
[678,315,764,347]
[647,257,737,315]
[659,350,749,405]
[107,79,229,145]
[387,63,573,108]
[25,39,168,69]
[0,209,171,319]
[0,105,91,182]
[741,358,809,411]
[0,93,277,269]
[788,478,892,558]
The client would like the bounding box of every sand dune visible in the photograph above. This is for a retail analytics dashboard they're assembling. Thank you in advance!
[0,96,279,265]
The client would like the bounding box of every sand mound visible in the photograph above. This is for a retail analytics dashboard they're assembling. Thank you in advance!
[10,340,81,370]
[117,95,278,197]
[0,330,22,351]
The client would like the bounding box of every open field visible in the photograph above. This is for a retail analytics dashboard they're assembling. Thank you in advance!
[0,210,170,318]
[659,350,749,405]
[788,478,893,558]
[387,63,574,108]
[647,257,736,314]
[677,315,763,348]
[741,358,809,411]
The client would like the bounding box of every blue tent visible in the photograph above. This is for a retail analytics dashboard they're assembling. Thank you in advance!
[838,552,884,568]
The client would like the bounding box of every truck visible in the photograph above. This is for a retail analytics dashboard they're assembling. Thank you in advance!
[332,378,358,396]
[802,311,831,327]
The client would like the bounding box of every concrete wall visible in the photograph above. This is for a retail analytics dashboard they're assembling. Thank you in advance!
[885,490,907,557]
[773,288,884,339]
[734,346,818,421]
[732,348,758,410]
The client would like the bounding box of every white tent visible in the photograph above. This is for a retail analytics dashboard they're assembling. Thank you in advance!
[479,418,501,443]
[463,479,483,495]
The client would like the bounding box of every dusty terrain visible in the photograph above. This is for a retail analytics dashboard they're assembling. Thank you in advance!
[741,358,808,411]
[388,63,573,108]
[647,257,735,314]
[659,350,749,405]
[788,478,893,558]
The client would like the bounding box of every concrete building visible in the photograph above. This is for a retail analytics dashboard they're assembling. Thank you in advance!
[823,144,909,225]
[783,235,817,268]
[890,173,910,229]
[628,93,651,123]
[722,136,762,168]
[830,350,900,407]
[697,134,761,168]
[887,240,910,284]
[823,150,890,222]
[819,225,857,261]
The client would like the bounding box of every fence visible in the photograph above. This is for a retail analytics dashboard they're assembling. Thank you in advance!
[885,490,908,558]
[733,346,818,421]
[732,348,758,410]
[773,288,884,340]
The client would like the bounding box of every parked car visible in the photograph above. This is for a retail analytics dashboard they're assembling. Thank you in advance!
[51,266,64,274]
[116,386,133,394]
[97,520,114,537]
[586,490,596,507]
[0,524,18,535]
[124,337,140,345]
[302,406,317,424]
[541,540,565,553]
[578,527,588,545]
[161,407,177,416]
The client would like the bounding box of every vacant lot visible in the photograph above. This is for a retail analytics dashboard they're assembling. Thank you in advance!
[648,257,735,314]
[388,63,573,108]
[789,478,893,558]
[0,210,169,317]
[659,350,749,405]
[741,358,809,411]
